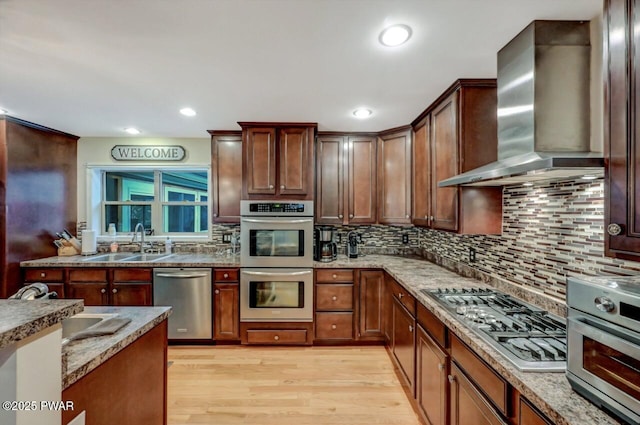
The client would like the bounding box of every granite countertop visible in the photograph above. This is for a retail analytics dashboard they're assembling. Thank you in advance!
[318,255,620,425]
[21,253,240,268]
[0,299,84,349]
[62,305,171,390]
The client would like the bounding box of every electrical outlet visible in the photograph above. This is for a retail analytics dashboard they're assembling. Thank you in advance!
[469,247,476,263]
[222,232,232,243]
[402,233,409,244]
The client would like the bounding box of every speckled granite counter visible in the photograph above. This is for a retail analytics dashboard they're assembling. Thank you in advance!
[62,305,171,390]
[316,255,621,425]
[0,299,83,349]
[21,253,240,268]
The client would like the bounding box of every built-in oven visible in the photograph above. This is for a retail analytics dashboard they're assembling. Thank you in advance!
[566,275,640,425]
[240,268,313,322]
[240,200,314,268]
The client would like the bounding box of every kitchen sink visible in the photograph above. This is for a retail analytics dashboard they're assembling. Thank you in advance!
[120,253,174,262]
[61,313,118,339]
[82,253,137,262]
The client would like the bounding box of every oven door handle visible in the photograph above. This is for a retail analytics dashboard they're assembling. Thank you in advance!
[568,316,640,359]
[241,218,313,225]
[242,270,312,277]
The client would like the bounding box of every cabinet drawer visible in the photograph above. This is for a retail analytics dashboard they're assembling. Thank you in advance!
[246,329,308,345]
[389,278,416,315]
[69,269,108,282]
[519,397,552,425]
[315,312,354,340]
[215,269,238,282]
[24,269,64,282]
[316,269,353,282]
[417,302,447,348]
[316,284,354,310]
[451,334,508,415]
[113,268,152,282]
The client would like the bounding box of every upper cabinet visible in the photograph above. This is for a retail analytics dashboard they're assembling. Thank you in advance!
[209,131,242,223]
[240,122,316,200]
[316,133,377,224]
[378,127,412,225]
[412,79,502,234]
[605,0,640,260]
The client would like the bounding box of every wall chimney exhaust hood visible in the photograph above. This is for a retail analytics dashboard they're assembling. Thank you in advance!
[439,21,603,187]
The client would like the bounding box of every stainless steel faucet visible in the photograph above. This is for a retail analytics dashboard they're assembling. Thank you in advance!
[132,222,145,253]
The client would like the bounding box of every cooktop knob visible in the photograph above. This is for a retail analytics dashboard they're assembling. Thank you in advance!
[594,296,615,313]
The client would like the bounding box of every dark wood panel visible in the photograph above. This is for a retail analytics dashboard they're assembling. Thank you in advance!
[214,282,239,341]
[417,302,447,348]
[417,324,448,425]
[358,270,384,340]
[24,268,64,282]
[68,269,108,282]
[348,135,377,224]
[214,268,239,282]
[243,127,276,196]
[315,312,354,340]
[315,269,354,282]
[278,127,311,196]
[377,127,412,224]
[67,282,108,306]
[449,363,506,425]
[112,282,152,306]
[519,396,552,425]
[62,320,167,425]
[315,135,344,224]
[0,117,78,298]
[112,268,152,282]
[412,119,431,227]
[316,283,354,311]
[388,277,416,316]
[240,321,313,345]
[210,131,242,223]
[392,297,416,395]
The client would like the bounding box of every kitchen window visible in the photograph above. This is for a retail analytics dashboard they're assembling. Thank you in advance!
[100,169,209,236]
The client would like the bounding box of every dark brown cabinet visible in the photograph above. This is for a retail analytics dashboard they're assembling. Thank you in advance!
[111,269,153,306]
[214,268,240,342]
[209,131,242,223]
[449,363,507,425]
[24,269,66,298]
[68,269,110,306]
[605,0,640,260]
[392,296,416,395]
[416,324,448,425]
[411,80,502,234]
[240,122,315,200]
[357,270,385,341]
[518,396,553,425]
[315,133,377,224]
[314,269,355,342]
[377,127,412,224]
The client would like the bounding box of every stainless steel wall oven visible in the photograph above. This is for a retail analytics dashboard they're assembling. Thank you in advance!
[240,201,313,322]
[566,275,640,425]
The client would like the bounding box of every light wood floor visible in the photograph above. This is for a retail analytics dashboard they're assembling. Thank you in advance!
[167,345,422,425]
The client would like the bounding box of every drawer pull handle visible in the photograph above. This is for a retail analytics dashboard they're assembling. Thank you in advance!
[223,273,229,278]
[409,325,413,332]
[215,289,220,295]
[332,274,337,279]
[438,363,444,372]
[448,375,455,384]
[40,272,46,278]
[332,296,338,301]
[331,324,337,330]
[213,213,218,217]
[274,335,280,341]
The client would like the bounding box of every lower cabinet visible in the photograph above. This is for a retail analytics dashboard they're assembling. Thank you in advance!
[392,296,416,395]
[314,269,355,343]
[62,320,168,425]
[518,396,553,425]
[112,269,153,306]
[214,282,239,341]
[240,322,314,345]
[416,324,448,425]
[23,268,65,298]
[449,362,507,425]
[358,270,385,341]
[67,269,110,306]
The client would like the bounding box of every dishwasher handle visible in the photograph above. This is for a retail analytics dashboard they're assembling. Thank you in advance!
[155,272,210,279]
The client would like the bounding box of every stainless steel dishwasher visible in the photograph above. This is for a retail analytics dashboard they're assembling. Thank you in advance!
[153,268,212,339]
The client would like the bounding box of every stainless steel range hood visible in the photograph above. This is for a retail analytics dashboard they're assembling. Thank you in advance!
[439,21,603,187]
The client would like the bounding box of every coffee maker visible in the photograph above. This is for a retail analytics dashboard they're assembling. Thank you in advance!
[314,226,337,262]
[347,231,359,258]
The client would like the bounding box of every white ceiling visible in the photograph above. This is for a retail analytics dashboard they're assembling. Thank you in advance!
[0,0,603,138]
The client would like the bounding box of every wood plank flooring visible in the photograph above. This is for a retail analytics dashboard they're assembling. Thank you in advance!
[167,346,422,425]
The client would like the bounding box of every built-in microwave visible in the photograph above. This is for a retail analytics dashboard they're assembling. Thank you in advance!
[240,268,313,322]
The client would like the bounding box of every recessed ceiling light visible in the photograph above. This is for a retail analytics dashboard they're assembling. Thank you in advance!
[379,24,412,47]
[581,175,598,180]
[522,182,534,187]
[0,108,7,115]
[353,108,372,119]
[124,127,140,135]
[180,107,196,117]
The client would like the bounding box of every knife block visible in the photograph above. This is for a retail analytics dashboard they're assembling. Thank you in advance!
[58,240,81,256]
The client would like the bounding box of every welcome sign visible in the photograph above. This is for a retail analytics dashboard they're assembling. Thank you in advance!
[111,145,186,161]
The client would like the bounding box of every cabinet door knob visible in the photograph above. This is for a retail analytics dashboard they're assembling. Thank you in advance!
[406,215,409,218]
[349,214,354,219]
[409,324,413,332]
[438,363,444,372]
[331,324,337,330]
[607,223,623,236]
[430,216,434,221]
[332,296,338,301]
[338,214,343,219]
[40,272,46,278]
[112,288,117,294]
[223,273,229,278]
[398,293,404,298]
[424,215,428,219]
[213,213,218,217]
[269,184,274,189]
[280,185,285,190]
[332,274,337,279]
[101,288,106,294]
[274,335,280,341]
[448,375,456,384]
[215,289,220,295]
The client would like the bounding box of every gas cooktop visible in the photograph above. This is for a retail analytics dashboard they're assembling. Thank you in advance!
[422,287,567,372]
